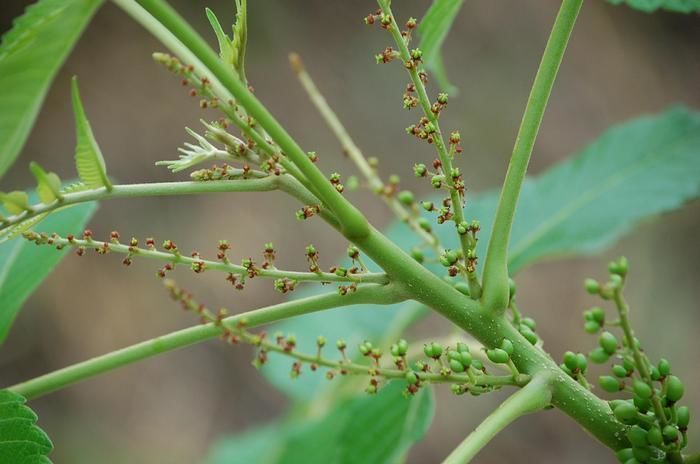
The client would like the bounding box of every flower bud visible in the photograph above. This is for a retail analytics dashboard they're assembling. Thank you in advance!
[449,359,465,373]
[626,425,648,447]
[584,278,600,294]
[405,371,419,385]
[665,376,684,402]
[658,358,671,377]
[663,425,679,442]
[599,331,619,355]
[632,380,652,399]
[486,348,509,364]
[398,190,414,205]
[676,406,690,429]
[454,282,470,295]
[413,163,427,177]
[589,347,610,364]
[600,376,622,393]
[613,402,638,424]
[647,426,663,446]
[500,339,514,356]
[563,351,578,372]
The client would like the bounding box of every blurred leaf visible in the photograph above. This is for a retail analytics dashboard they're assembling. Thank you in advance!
[0,390,53,463]
[207,381,433,464]
[29,162,62,204]
[0,0,104,180]
[418,0,464,94]
[443,106,700,273]
[0,192,96,343]
[71,77,111,190]
[606,0,700,13]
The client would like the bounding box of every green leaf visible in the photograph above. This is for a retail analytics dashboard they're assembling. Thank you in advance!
[0,191,30,215]
[607,0,700,13]
[0,0,104,180]
[207,381,433,464]
[0,192,96,343]
[417,0,464,94]
[205,0,247,82]
[71,77,112,191]
[0,390,53,463]
[460,106,700,273]
[205,8,234,66]
[29,162,62,204]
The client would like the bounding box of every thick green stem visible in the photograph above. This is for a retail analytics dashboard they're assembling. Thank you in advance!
[480,0,582,312]
[7,284,401,400]
[117,0,369,239]
[441,373,552,464]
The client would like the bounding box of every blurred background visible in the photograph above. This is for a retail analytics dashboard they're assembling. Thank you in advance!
[1,1,699,462]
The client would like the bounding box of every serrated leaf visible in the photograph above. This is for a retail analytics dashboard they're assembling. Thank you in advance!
[29,162,62,204]
[0,0,104,180]
[205,8,235,66]
[0,191,30,215]
[0,390,53,463]
[607,0,700,13]
[71,77,111,191]
[418,0,464,94]
[0,190,96,343]
[207,382,433,464]
[231,0,248,81]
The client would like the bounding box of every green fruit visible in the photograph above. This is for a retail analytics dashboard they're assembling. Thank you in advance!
[676,406,690,429]
[458,351,472,367]
[454,282,470,295]
[650,366,660,381]
[658,359,671,377]
[560,363,573,376]
[633,380,652,399]
[456,342,470,353]
[633,396,650,414]
[589,347,610,364]
[600,376,622,393]
[576,353,588,372]
[521,317,536,331]
[397,190,414,205]
[632,446,650,462]
[584,320,601,334]
[585,278,600,294]
[665,376,684,402]
[615,448,634,462]
[500,339,514,356]
[405,371,419,385]
[626,425,648,447]
[486,348,509,364]
[614,402,638,424]
[520,326,538,345]
[647,427,663,446]
[612,365,628,378]
[662,425,679,442]
[590,307,606,324]
[449,359,465,373]
[397,339,408,355]
[471,360,484,371]
[563,351,578,371]
[599,331,619,354]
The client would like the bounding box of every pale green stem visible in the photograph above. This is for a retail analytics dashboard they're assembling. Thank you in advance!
[480,0,582,312]
[441,374,552,464]
[27,234,389,285]
[7,284,402,400]
[288,52,440,251]
[1,176,340,233]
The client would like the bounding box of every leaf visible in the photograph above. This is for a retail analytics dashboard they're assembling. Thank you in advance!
[205,0,247,82]
[0,390,53,463]
[71,77,112,191]
[431,106,700,273]
[29,162,62,204]
[205,8,234,66]
[0,213,49,245]
[417,0,464,94]
[0,191,30,215]
[207,381,433,464]
[0,0,104,180]
[0,192,96,343]
[607,0,700,13]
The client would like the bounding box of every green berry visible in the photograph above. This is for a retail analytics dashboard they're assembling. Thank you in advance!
[423,342,443,359]
[589,347,610,364]
[632,380,652,399]
[576,354,588,372]
[676,406,690,429]
[665,376,684,402]
[486,348,509,364]
[650,366,660,381]
[584,278,600,294]
[584,320,601,334]
[609,274,623,289]
[626,425,648,447]
[632,446,651,462]
[590,307,605,324]
[449,358,465,373]
[563,351,578,371]
[410,247,425,263]
[658,359,671,377]
[599,331,619,354]
[471,360,484,371]
[500,339,514,356]
[437,92,448,104]
[612,365,628,378]
[520,326,538,345]
[405,371,418,385]
[521,317,536,331]
[560,363,573,377]
[613,402,639,424]
[633,396,650,413]
[397,339,408,355]
[456,342,470,353]
[418,218,431,232]
[600,376,622,393]
[615,448,634,462]
[662,425,679,442]
[458,351,472,367]
[647,426,663,446]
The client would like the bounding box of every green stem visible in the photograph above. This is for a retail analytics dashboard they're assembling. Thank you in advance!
[7,284,402,400]
[441,373,553,463]
[480,0,582,312]
[1,176,340,233]
[117,0,369,239]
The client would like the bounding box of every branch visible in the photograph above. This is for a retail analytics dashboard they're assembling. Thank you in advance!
[117,0,370,239]
[6,283,403,400]
[480,0,582,312]
[441,373,553,464]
